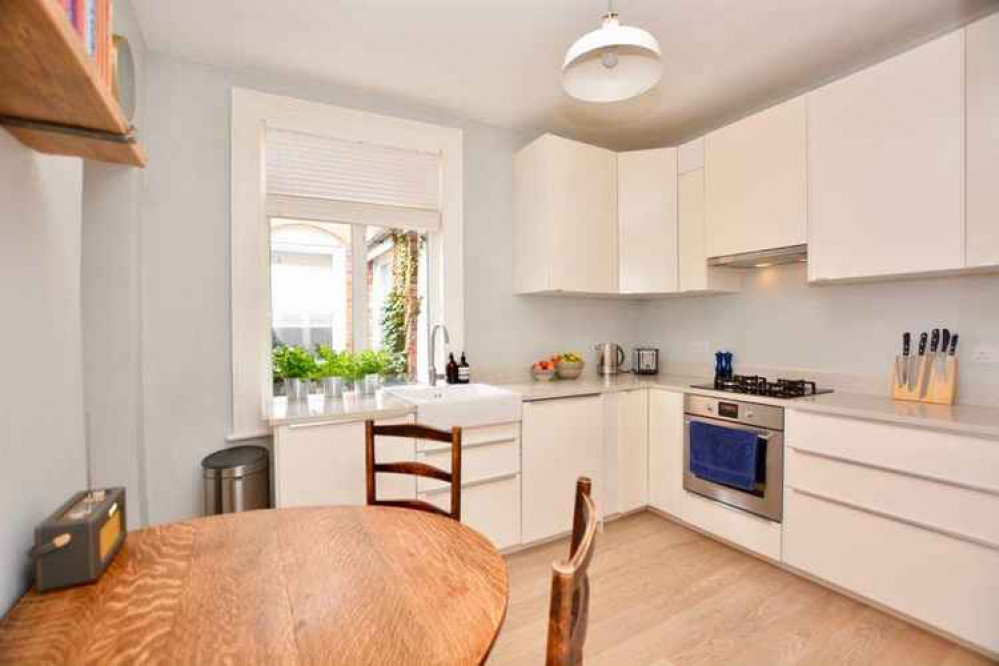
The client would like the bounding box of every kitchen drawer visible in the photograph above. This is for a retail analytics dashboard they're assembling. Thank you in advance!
[679,490,782,561]
[784,487,999,653]
[787,446,999,549]
[416,422,519,452]
[786,411,999,494]
[417,438,520,492]
[420,475,521,550]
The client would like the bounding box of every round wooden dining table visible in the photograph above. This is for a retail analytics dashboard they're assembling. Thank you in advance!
[0,506,509,665]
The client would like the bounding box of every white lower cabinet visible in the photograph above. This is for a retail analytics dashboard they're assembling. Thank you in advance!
[417,422,522,550]
[680,490,783,561]
[522,396,603,544]
[273,415,414,508]
[602,390,649,516]
[784,410,999,654]
[648,389,684,516]
[422,475,521,550]
[785,488,999,653]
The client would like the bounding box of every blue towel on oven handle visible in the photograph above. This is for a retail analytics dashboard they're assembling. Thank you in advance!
[689,420,760,492]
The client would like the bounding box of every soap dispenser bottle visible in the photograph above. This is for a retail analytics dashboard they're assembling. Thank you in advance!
[458,353,471,384]
[446,353,459,384]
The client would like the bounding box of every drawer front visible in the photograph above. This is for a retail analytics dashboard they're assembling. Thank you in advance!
[786,410,999,494]
[787,446,999,549]
[420,475,521,550]
[680,490,782,561]
[417,422,519,452]
[417,438,520,492]
[785,488,999,653]
[275,415,414,508]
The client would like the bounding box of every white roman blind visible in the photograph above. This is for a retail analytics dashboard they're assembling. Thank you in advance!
[265,127,442,229]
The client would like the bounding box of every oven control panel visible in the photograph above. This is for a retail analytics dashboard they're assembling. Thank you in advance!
[685,393,784,430]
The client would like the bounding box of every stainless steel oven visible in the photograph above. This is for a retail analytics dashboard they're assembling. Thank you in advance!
[683,394,784,522]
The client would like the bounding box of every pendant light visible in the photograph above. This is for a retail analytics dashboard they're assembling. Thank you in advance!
[562,1,662,103]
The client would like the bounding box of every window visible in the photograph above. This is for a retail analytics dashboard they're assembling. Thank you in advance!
[231,88,463,438]
[270,221,353,350]
[268,220,429,382]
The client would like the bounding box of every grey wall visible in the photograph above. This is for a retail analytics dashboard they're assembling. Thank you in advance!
[638,263,999,404]
[0,133,87,613]
[82,0,149,529]
[122,53,640,525]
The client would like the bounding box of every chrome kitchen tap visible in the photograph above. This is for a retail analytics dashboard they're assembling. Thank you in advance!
[428,324,450,386]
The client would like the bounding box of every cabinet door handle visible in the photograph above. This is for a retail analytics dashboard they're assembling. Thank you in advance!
[419,472,520,496]
[788,486,999,552]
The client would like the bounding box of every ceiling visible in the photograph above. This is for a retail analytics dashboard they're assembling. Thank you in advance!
[131,0,998,150]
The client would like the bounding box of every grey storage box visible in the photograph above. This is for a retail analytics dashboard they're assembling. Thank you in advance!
[202,446,270,515]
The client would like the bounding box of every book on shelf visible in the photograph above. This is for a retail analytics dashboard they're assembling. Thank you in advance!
[58,0,114,89]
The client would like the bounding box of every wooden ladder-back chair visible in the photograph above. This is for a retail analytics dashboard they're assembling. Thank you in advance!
[364,421,462,520]
[546,477,598,666]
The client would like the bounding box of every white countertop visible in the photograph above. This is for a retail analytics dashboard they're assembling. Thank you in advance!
[500,374,999,440]
[267,374,999,440]
[268,392,415,426]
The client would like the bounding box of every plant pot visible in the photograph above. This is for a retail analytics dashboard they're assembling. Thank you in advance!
[361,373,381,395]
[322,376,344,397]
[285,377,310,401]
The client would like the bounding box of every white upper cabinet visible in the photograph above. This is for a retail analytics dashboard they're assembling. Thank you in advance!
[705,97,807,258]
[618,148,678,294]
[678,167,742,293]
[967,12,999,268]
[807,31,965,281]
[514,134,618,294]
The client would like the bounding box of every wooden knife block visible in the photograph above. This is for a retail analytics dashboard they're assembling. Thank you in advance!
[924,355,958,405]
[891,354,957,405]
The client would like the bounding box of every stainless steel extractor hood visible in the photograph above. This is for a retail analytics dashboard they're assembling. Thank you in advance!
[707,244,807,269]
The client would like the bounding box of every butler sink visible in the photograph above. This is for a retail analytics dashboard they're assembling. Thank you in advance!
[385,383,522,429]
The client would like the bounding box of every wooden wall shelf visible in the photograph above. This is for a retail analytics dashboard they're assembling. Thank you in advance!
[0,0,146,166]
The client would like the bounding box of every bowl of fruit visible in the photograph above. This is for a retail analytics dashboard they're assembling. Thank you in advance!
[531,359,557,381]
[554,352,585,379]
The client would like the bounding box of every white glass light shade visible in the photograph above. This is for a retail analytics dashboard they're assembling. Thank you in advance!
[562,14,662,103]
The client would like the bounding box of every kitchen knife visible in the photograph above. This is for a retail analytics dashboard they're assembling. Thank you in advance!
[909,332,928,391]
[930,329,940,353]
[936,328,951,375]
[949,334,959,356]
[900,332,911,386]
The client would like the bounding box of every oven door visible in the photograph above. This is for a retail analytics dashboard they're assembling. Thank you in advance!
[683,414,784,522]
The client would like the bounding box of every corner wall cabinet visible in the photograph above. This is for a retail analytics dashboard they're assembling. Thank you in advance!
[807,30,964,281]
[618,148,678,294]
[0,0,146,166]
[513,134,618,295]
[677,149,742,294]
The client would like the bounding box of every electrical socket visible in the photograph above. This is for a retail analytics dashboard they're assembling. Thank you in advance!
[971,344,999,364]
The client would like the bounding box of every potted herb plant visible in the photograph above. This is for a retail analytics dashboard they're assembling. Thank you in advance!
[275,345,317,400]
[316,345,349,397]
[354,349,396,394]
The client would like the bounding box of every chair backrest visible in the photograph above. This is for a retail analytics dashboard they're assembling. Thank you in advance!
[546,477,597,666]
[364,420,462,520]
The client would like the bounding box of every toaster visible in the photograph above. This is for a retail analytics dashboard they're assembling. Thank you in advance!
[632,347,659,375]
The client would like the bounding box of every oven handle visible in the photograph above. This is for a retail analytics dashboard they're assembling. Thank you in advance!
[685,416,773,441]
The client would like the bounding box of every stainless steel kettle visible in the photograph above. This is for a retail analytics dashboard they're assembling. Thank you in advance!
[595,342,626,375]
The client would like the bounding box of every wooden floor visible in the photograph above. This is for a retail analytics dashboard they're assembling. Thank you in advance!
[489,511,994,666]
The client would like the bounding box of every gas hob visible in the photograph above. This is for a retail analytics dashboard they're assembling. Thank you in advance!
[690,375,834,399]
